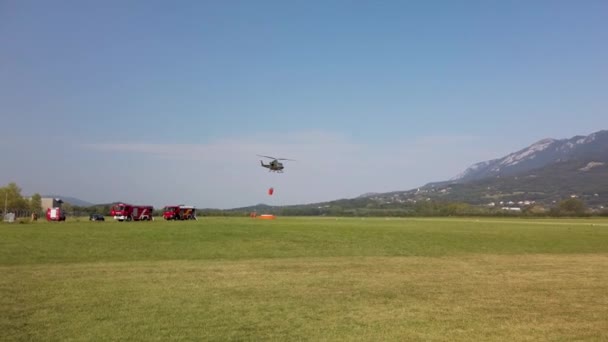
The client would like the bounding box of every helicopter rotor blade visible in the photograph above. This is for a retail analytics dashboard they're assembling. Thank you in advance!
[257,155,295,161]
[257,155,277,160]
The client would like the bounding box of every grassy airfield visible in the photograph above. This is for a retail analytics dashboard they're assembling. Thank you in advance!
[1,217,608,341]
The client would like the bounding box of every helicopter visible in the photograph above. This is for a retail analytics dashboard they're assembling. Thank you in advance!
[258,155,295,173]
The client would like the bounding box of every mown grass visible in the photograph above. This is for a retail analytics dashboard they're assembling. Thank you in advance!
[1,217,608,341]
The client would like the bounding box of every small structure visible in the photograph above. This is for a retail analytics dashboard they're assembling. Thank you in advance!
[501,207,522,212]
[3,213,15,223]
[258,214,276,220]
[41,197,63,212]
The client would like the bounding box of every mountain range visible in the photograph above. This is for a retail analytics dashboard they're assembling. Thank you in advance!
[449,130,608,183]
[360,130,608,208]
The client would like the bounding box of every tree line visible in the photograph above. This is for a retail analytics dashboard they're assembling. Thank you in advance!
[0,183,42,214]
[225,198,604,217]
[1,182,604,219]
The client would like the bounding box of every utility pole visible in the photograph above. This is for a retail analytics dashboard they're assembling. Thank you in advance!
[3,191,7,215]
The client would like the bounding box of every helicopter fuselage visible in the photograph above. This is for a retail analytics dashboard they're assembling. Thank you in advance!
[261,160,284,172]
[258,155,293,172]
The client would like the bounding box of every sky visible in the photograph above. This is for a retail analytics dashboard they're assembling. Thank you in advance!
[1,0,607,209]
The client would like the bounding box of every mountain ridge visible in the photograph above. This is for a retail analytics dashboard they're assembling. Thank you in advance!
[449,130,608,183]
[334,129,608,210]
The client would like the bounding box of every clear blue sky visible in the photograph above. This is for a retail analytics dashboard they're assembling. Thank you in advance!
[1,0,607,208]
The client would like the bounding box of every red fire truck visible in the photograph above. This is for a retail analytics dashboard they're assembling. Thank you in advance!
[110,203,154,221]
[163,205,197,220]
[46,207,66,221]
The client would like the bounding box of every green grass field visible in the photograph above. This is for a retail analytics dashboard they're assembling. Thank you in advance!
[2,217,608,341]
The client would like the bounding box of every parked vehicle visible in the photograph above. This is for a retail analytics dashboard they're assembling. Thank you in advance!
[110,203,153,221]
[89,214,105,221]
[46,207,66,221]
[163,205,197,220]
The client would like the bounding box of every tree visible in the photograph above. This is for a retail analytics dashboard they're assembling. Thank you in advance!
[523,204,547,216]
[29,193,42,214]
[62,202,74,215]
[0,182,28,211]
[328,205,344,216]
[557,198,586,216]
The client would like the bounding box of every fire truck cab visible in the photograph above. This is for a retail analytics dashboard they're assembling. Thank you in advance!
[110,203,154,221]
[163,205,197,220]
